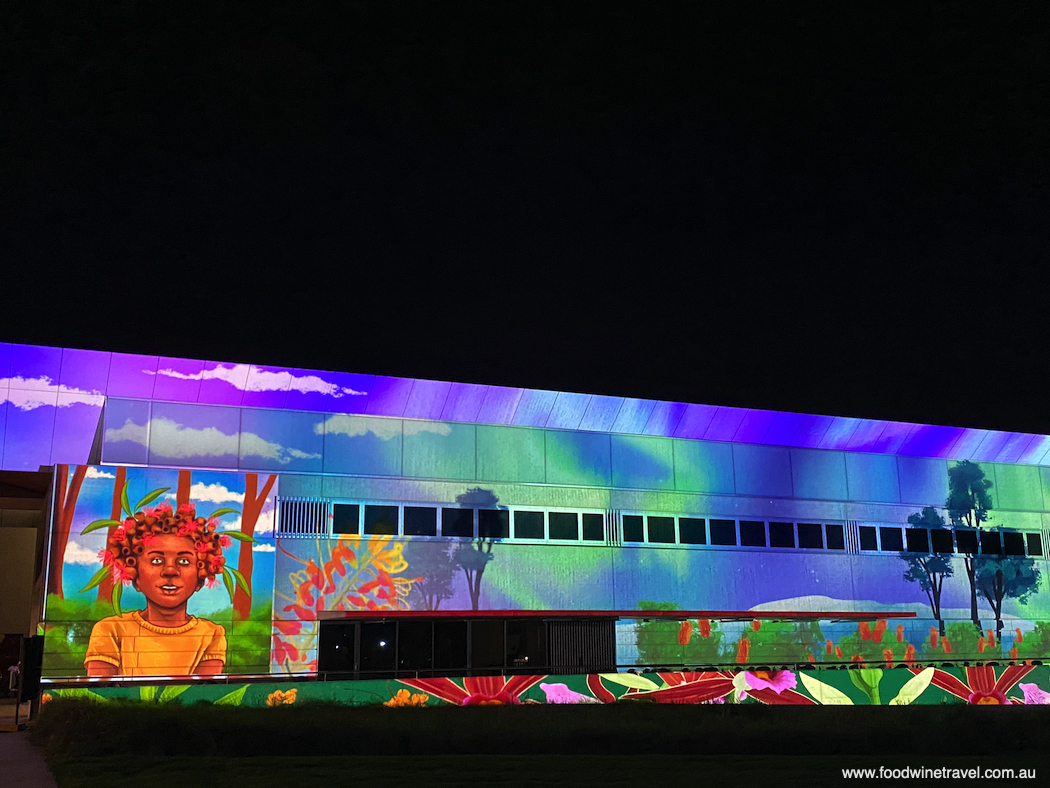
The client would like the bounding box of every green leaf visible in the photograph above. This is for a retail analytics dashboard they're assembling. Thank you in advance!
[79,564,112,594]
[134,487,171,513]
[52,688,109,703]
[598,673,661,692]
[219,531,256,543]
[221,566,236,604]
[112,582,123,617]
[158,685,191,704]
[81,519,123,535]
[120,480,132,519]
[215,685,249,706]
[139,685,158,702]
[849,668,883,705]
[208,508,241,519]
[799,672,855,705]
[889,668,935,706]
[228,566,251,598]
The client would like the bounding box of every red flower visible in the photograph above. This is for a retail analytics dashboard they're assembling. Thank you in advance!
[399,675,546,706]
[697,619,711,638]
[677,620,693,645]
[621,671,816,705]
[751,619,761,632]
[858,622,871,640]
[736,637,750,663]
[826,639,833,655]
[896,624,904,643]
[911,665,1034,705]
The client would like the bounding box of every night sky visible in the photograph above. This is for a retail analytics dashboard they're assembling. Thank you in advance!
[3,3,1048,434]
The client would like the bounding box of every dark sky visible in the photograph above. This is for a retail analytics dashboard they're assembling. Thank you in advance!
[3,3,1048,433]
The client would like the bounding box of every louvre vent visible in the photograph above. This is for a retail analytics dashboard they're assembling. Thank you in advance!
[547,619,616,674]
[276,497,331,537]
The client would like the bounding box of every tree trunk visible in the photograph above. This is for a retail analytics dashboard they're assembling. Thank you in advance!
[965,556,982,633]
[233,473,276,621]
[47,464,88,599]
[176,470,192,508]
[98,466,127,603]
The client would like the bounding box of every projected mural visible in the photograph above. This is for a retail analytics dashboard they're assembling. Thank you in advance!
[42,465,277,677]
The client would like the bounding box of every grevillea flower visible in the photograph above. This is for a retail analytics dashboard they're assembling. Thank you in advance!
[399,675,546,706]
[539,683,601,704]
[743,670,796,695]
[1018,683,1050,705]
[910,665,1034,705]
[384,689,429,707]
[678,620,693,645]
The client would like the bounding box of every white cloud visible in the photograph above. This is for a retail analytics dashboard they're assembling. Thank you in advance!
[104,418,149,446]
[189,482,244,504]
[0,377,104,411]
[85,467,116,479]
[64,540,101,566]
[252,542,276,552]
[315,415,450,440]
[215,509,274,536]
[145,364,366,398]
[145,417,319,464]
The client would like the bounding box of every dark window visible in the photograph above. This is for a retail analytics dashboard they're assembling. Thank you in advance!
[622,515,644,543]
[1027,533,1043,557]
[506,619,546,674]
[359,621,397,677]
[1003,532,1026,556]
[364,505,398,536]
[397,621,433,673]
[332,503,360,535]
[404,506,437,536]
[825,524,845,550]
[879,527,904,552]
[442,508,474,538]
[317,621,356,673]
[549,512,579,540]
[768,521,795,548]
[799,523,824,549]
[710,519,736,546]
[514,511,544,539]
[931,529,955,554]
[583,513,604,541]
[739,520,766,547]
[471,620,505,673]
[648,516,676,543]
[980,530,1003,555]
[906,528,930,553]
[679,518,706,545]
[956,530,978,554]
[479,509,509,539]
[434,621,468,672]
[859,526,878,551]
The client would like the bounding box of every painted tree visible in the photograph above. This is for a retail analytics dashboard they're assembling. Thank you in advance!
[453,487,500,610]
[404,540,457,610]
[47,464,88,599]
[176,469,192,507]
[232,472,277,621]
[97,465,127,602]
[974,556,1041,641]
[899,506,954,636]
[945,460,993,633]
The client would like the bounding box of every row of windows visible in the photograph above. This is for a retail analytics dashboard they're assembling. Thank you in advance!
[859,525,1043,557]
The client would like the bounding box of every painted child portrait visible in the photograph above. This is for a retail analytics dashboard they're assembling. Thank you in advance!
[85,501,230,676]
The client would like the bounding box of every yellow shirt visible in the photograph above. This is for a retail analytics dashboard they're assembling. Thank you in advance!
[85,611,227,676]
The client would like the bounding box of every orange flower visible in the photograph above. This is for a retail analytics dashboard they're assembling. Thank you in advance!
[266,688,298,706]
[698,619,711,638]
[943,638,952,655]
[677,620,693,646]
[896,624,904,643]
[1010,647,1018,660]
[807,653,816,663]
[1015,628,1023,645]
[978,636,986,654]
[851,654,866,665]
[858,622,871,640]
[41,693,53,705]
[736,637,750,664]
[384,689,430,708]
[826,639,833,655]
[904,644,916,665]
[930,629,939,648]
[883,648,894,668]
[751,619,761,632]
[834,646,843,659]
[986,630,995,648]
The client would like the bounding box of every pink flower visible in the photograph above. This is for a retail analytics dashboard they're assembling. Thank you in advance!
[219,535,232,549]
[1019,683,1050,705]
[176,524,194,538]
[539,683,601,704]
[142,506,157,517]
[208,518,219,529]
[112,527,126,542]
[210,555,225,572]
[98,549,113,565]
[111,564,133,585]
[177,503,195,515]
[743,670,798,695]
[156,501,173,514]
[968,689,1011,705]
[205,576,217,589]
[142,533,157,546]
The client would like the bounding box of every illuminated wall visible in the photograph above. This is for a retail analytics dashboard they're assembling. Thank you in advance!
[41,465,277,678]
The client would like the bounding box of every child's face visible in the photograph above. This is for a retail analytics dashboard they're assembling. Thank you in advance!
[135,534,200,609]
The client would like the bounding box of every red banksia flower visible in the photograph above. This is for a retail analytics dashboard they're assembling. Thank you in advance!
[904,644,916,665]
[1010,647,1018,660]
[897,624,905,643]
[943,638,952,654]
[808,653,816,663]
[883,648,894,668]
[678,620,693,646]
[826,639,833,655]
[736,637,750,663]
[835,646,843,659]
[751,619,761,632]
[1016,628,1023,644]
[978,637,986,653]
[858,622,871,640]
[851,654,865,665]
[930,629,939,648]
[698,619,711,638]
[987,630,995,648]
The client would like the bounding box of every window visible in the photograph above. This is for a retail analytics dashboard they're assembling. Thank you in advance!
[879,527,904,552]
[980,530,1002,555]
[647,516,675,544]
[905,528,930,553]
[332,503,360,535]
[359,621,396,677]
[931,529,955,554]
[397,621,433,673]
[317,621,355,673]
[825,524,845,550]
[768,521,795,548]
[404,506,437,536]
[506,619,546,673]
[471,620,505,673]
[513,510,544,539]
[583,513,605,541]
[798,523,824,549]
[859,526,878,551]
[1027,532,1043,557]
[479,509,509,539]
[364,504,398,536]
[622,515,644,543]
[679,518,706,545]
[710,519,736,546]
[434,621,468,672]
[442,508,474,538]
[549,512,579,540]
[955,530,978,554]
[1003,532,1025,556]
[739,520,766,547]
